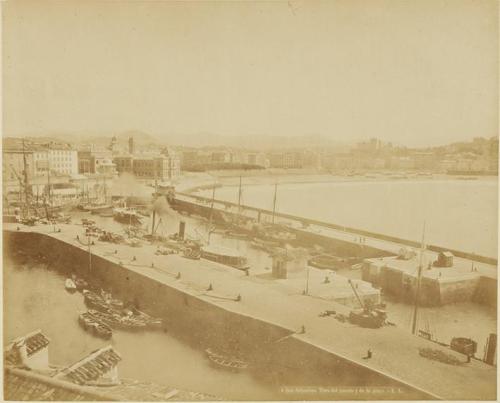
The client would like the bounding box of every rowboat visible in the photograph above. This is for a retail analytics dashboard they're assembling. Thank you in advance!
[83,290,123,312]
[205,349,248,372]
[78,312,112,339]
[87,309,147,331]
[65,278,77,292]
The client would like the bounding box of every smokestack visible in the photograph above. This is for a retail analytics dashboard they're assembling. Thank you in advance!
[179,221,185,240]
[128,137,135,155]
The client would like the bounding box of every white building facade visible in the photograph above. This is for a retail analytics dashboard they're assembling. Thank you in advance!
[34,148,78,176]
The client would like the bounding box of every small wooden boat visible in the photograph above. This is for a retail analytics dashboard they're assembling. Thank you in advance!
[183,247,201,260]
[307,254,355,271]
[65,278,77,292]
[128,307,164,330]
[205,349,248,372]
[78,312,112,339]
[74,278,89,291]
[83,290,122,313]
[87,309,147,331]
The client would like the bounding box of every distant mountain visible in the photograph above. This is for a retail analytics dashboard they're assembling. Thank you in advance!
[4,130,164,147]
[4,130,348,150]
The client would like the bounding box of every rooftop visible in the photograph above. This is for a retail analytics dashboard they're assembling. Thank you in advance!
[55,346,122,385]
[5,329,50,364]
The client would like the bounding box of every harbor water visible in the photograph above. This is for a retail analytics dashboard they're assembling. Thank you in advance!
[3,255,281,400]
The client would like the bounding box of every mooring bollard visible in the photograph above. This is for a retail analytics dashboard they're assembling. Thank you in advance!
[207,283,213,291]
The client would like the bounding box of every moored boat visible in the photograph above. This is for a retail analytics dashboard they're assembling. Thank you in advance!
[87,309,147,331]
[205,349,248,372]
[65,278,77,292]
[78,312,112,339]
[200,245,249,271]
[127,307,164,330]
[307,254,356,271]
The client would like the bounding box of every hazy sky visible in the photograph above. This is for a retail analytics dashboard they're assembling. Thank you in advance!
[3,0,498,146]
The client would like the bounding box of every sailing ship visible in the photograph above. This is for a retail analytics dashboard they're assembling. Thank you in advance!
[80,176,113,214]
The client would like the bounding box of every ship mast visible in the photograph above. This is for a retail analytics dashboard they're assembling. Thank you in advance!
[271,182,278,224]
[207,183,216,244]
[235,175,242,226]
[151,165,158,236]
[22,139,30,216]
[411,221,426,335]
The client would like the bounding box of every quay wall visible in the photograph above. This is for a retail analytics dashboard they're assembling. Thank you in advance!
[362,262,496,307]
[3,230,436,400]
[175,194,497,266]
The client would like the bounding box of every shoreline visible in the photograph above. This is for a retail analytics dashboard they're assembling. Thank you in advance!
[177,170,497,193]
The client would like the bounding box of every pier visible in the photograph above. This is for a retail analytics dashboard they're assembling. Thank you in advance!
[171,192,497,308]
[4,221,497,400]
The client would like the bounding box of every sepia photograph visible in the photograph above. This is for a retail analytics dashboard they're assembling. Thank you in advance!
[1,0,498,401]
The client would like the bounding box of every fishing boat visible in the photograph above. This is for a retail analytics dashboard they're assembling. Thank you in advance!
[205,349,248,372]
[65,278,77,292]
[73,277,89,291]
[83,290,111,313]
[78,312,112,339]
[100,290,124,309]
[126,307,164,330]
[83,290,124,313]
[87,309,147,331]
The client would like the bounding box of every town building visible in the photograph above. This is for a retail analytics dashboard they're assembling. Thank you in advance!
[33,145,78,176]
[268,151,304,169]
[77,146,116,176]
[113,148,180,180]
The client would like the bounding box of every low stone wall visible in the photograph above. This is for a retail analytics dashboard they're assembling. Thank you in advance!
[362,261,496,307]
[473,276,497,307]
